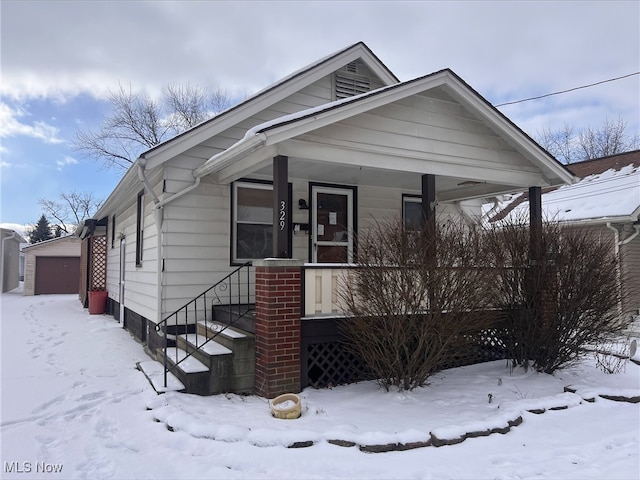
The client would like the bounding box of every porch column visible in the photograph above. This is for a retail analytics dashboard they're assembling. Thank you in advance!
[253,258,303,398]
[529,186,542,264]
[528,186,556,328]
[421,174,437,262]
[273,155,289,258]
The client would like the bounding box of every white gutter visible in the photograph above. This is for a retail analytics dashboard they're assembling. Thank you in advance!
[137,156,204,325]
[193,132,267,179]
[137,159,160,205]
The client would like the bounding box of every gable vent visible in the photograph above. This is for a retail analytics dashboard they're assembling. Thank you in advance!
[344,62,358,74]
[335,71,371,100]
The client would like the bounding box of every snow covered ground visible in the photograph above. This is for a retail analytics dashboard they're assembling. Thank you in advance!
[1,288,639,479]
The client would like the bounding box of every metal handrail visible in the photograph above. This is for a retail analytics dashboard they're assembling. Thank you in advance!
[156,262,253,388]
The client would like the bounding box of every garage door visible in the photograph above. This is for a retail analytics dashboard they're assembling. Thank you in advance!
[35,257,81,295]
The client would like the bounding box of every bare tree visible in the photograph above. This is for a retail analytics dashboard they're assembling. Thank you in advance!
[165,83,231,131]
[74,82,231,172]
[578,117,639,160]
[537,123,578,164]
[537,117,639,163]
[38,191,102,234]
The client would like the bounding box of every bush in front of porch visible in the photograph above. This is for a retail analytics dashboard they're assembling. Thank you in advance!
[338,216,630,391]
[486,217,628,374]
[337,219,496,391]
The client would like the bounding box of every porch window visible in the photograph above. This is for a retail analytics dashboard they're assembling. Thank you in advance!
[403,195,423,231]
[135,191,144,266]
[232,181,273,263]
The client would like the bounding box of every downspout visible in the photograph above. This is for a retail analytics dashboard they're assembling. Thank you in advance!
[481,197,500,224]
[605,222,640,318]
[137,156,202,325]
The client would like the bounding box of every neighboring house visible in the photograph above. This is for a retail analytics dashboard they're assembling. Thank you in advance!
[492,149,640,320]
[78,42,573,397]
[23,236,81,296]
[1,228,27,293]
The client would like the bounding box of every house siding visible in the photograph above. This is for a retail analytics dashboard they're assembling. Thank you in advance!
[620,229,640,317]
[307,89,528,173]
[104,168,162,323]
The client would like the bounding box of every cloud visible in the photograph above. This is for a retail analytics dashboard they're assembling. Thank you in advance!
[56,155,79,171]
[0,102,64,144]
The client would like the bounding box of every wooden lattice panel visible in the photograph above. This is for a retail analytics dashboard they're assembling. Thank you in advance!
[90,235,107,290]
[305,342,372,388]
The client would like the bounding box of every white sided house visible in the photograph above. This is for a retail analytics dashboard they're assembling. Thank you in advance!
[78,42,574,398]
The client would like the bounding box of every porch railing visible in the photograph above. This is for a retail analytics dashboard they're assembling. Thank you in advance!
[303,263,355,316]
[156,262,254,387]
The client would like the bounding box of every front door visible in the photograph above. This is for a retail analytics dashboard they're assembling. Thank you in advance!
[311,185,354,263]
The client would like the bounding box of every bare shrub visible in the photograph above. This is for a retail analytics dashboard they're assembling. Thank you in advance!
[486,218,628,373]
[593,335,632,374]
[337,218,496,391]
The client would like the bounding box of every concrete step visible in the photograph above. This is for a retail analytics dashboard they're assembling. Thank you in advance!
[212,304,255,334]
[197,321,255,394]
[159,346,211,396]
[137,360,185,394]
[177,334,234,394]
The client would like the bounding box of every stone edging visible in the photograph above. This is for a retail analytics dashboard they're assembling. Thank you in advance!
[149,387,640,453]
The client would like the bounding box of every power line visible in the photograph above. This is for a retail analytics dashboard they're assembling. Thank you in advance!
[496,72,640,107]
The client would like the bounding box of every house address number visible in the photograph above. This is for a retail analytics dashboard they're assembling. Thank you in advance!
[279,200,286,231]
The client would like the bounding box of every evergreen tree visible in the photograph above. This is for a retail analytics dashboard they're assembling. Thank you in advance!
[29,214,54,243]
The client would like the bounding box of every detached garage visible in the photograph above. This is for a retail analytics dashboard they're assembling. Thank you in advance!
[23,236,81,296]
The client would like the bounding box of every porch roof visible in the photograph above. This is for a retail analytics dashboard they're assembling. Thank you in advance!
[194,69,575,202]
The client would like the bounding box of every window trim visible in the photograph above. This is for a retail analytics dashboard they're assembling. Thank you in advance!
[230,179,292,265]
[229,179,273,265]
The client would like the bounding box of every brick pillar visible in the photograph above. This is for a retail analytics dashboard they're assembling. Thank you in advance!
[253,259,303,398]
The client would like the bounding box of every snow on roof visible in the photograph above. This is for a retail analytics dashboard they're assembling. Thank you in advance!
[501,164,640,223]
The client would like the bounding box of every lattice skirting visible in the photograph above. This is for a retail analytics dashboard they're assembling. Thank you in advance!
[305,341,373,388]
[304,329,508,389]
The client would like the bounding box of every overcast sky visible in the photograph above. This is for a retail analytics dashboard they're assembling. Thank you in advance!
[1,0,639,232]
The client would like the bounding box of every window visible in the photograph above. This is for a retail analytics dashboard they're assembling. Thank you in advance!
[135,191,144,266]
[110,214,116,248]
[232,182,273,262]
[403,195,424,231]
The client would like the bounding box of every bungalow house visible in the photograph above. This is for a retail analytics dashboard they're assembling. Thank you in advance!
[78,42,574,397]
[491,149,640,322]
[1,228,27,293]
